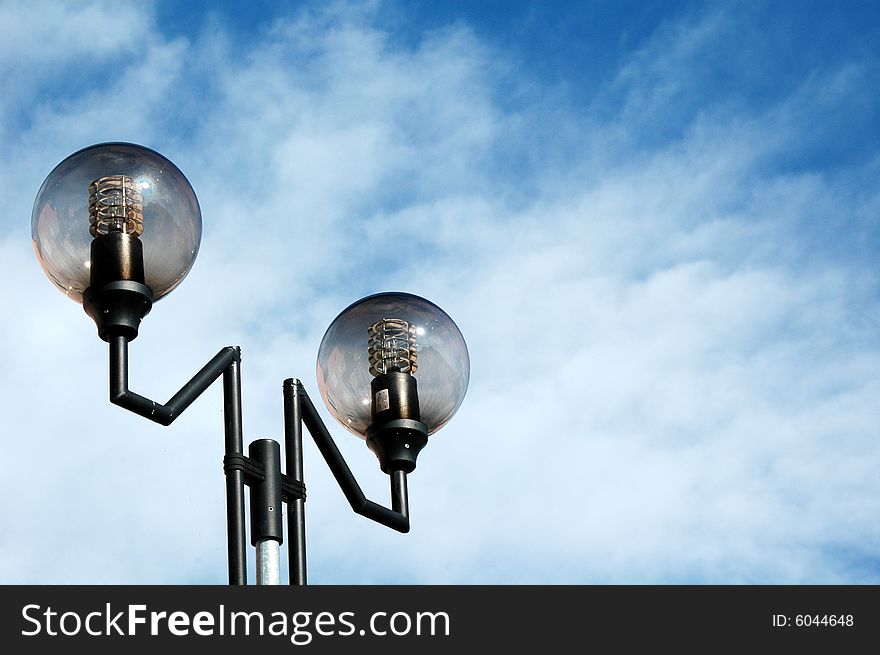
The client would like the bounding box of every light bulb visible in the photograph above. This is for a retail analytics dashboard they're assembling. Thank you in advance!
[317,292,470,439]
[368,318,418,376]
[88,175,144,236]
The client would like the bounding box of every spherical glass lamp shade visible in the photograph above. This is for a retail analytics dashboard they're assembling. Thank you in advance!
[317,292,470,437]
[32,142,201,303]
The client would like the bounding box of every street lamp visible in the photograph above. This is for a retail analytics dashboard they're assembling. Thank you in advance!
[31,142,470,585]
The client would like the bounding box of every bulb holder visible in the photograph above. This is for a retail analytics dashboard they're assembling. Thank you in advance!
[82,232,153,341]
[370,372,421,425]
[365,372,427,473]
[366,418,428,474]
[89,232,146,287]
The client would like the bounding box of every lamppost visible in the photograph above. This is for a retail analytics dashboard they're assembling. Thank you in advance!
[31,142,469,585]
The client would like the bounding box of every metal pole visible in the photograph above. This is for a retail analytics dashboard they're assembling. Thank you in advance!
[249,438,283,586]
[390,469,409,518]
[283,379,307,585]
[256,539,281,585]
[223,357,247,585]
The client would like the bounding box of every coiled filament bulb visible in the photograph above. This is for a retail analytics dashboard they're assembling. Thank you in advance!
[88,175,144,237]
[368,318,418,376]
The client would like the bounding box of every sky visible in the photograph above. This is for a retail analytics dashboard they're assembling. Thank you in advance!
[0,0,878,584]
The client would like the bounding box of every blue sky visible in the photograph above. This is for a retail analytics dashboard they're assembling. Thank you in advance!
[1,0,879,584]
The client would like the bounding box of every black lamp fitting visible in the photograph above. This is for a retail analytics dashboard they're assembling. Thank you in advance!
[366,372,429,474]
[82,232,153,341]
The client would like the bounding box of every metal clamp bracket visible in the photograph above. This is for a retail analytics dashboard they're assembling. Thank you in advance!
[223,454,306,502]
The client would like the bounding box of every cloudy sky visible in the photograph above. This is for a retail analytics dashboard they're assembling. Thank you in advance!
[1,0,878,584]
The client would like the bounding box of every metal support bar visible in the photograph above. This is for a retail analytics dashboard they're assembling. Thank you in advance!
[223,360,247,586]
[391,469,409,517]
[283,379,307,585]
[289,379,410,534]
[109,336,239,426]
[107,336,248,585]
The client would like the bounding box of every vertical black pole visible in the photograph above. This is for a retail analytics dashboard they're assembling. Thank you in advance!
[390,469,409,518]
[223,355,247,585]
[250,439,283,585]
[283,378,307,585]
[109,335,128,398]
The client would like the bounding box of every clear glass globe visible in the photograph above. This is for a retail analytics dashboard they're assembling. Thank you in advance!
[317,292,470,437]
[32,142,201,303]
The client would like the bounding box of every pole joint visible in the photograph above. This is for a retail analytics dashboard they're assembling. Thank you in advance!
[223,453,306,501]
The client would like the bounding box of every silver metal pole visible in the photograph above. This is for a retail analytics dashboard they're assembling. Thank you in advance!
[256,539,281,585]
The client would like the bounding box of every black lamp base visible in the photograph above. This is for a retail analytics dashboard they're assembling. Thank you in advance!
[366,419,428,474]
[83,280,153,341]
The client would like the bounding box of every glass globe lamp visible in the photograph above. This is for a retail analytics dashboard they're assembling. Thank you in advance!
[316,292,469,471]
[32,142,201,339]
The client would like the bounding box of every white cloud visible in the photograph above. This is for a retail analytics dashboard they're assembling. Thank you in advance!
[0,1,150,63]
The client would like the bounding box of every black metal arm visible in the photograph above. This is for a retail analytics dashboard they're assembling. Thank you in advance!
[108,335,248,585]
[283,378,410,586]
[285,378,409,531]
[109,336,239,426]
